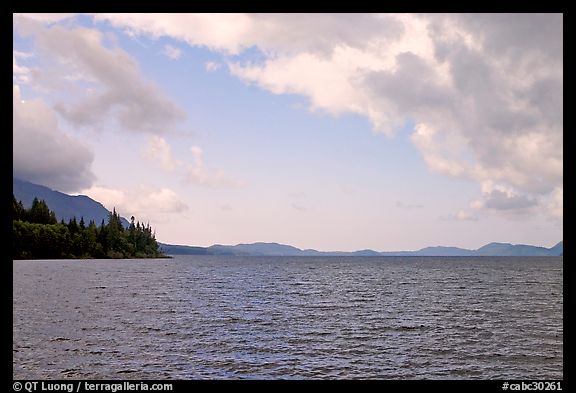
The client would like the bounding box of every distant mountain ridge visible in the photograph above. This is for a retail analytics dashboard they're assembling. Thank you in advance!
[14,177,562,257]
[13,177,130,228]
[159,240,563,257]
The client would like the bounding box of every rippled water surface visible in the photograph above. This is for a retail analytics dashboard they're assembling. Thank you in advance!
[13,256,563,379]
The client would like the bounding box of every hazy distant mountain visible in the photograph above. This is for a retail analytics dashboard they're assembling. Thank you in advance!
[157,244,208,255]
[208,242,306,256]
[475,242,552,256]
[549,241,563,256]
[159,241,563,257]
[18,176,560,258]
[157,243,207,255]
[13,177,130,227]
[411,246,475,257]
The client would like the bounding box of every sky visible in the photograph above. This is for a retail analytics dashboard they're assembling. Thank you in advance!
[13,13,563,251]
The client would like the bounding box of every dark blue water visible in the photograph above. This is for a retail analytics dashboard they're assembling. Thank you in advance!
[13,256,563,379]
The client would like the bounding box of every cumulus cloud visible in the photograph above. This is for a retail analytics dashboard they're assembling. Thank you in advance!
[185,146,244,188]
[140,137,243,188]
[482,189,538,211]
[142,136,179,171]
[439,209,479,221]
[468,182,542,220]
[92,13,404,55]
[18,13,562,221]
[80,185,188,223]
[209,13,563,221]
[455,210,479,221]
[13,85,95,192]
[225,14,442,135]
[14,15,186,134]
[205,61,221,72]
[162,44,182,60]
[13,13,75,23]
[13,51,32,84]
[410,123,470,178]
[545,187,563,221]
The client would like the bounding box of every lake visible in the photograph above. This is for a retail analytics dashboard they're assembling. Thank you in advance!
[13,256,563,379]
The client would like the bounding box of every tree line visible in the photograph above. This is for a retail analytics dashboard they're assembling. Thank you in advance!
[13,196,166,259]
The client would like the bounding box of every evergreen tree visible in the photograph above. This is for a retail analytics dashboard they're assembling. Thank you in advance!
[85,220,100,257]
[13,196,25,221]
[97,221,108,255]
[12,196,165,259]
[68,217,79,235]
[28,198,57,225]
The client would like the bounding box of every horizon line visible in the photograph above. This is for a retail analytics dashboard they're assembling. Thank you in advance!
[157,239,563,254]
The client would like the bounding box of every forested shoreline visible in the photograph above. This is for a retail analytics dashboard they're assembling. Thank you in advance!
[13,196,166,259]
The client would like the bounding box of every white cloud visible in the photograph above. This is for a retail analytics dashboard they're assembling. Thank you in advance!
[439,209,479,222]
[205,61,221,72]
[13,13,75,23]
[162,44,182,60]
[13,51,33,84]
[226,14,561,221]
[80,186,126,210]
[92,13,254,55]
[140,138,243,188]
[228,50,374,124]
[469,183,540,220]
[93,13,404,56]
[223,14,444,135]
[14,16,186,134]
[146,188,189,213]
[18,13,563,222]
[545,186,563,222]
[142,136,179,171]
[13,85,96,192]
[483,190,537,211]
[455,210,478,221]
[81,185,188,223]
[185,146,244,188]
[189,146,203,166]
[410,123,470,178]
